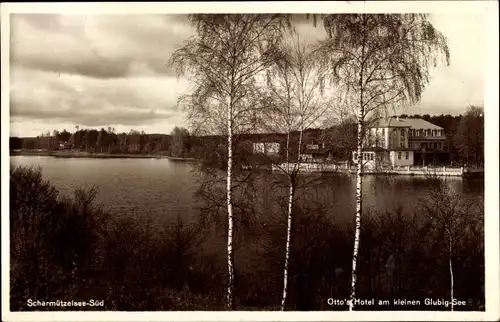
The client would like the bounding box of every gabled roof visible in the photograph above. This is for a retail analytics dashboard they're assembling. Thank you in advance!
[400,118,444,130]
[369,117,443,130]
[370,117,410,128]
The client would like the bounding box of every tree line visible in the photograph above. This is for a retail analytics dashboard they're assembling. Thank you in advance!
[10,105,483,167]
[10,126,194,158]
[10,106,483,167]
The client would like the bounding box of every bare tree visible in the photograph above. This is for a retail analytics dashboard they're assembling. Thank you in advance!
[420,180,477,311]
[169,14,291,309]
[316,14,450,310]
[170,127,190,158]
[454,105,484,167]
[258,36,334,310]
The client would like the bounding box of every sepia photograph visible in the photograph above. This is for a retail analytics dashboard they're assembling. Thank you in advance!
[1,1,498,321]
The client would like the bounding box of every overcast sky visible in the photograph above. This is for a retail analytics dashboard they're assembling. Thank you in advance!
[9,13,486,137]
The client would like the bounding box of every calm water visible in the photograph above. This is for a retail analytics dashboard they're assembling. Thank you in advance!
[10,156,484,226]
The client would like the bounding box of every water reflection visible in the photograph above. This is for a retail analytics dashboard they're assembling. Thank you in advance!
[10,156,484,226]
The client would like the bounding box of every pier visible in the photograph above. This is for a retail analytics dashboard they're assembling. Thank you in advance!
[272,163,483,177]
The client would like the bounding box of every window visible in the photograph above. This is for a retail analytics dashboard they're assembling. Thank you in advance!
[405,152,409,160]
[401,129,405,136]
[353,152,357,160]
[370,153,374,161]
[398,152,401,160]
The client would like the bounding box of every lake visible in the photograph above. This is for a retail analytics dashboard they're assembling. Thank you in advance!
[9,155,486,310]
[10,156,484,228]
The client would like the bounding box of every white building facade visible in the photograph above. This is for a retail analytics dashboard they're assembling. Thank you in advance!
[352,117,445,169]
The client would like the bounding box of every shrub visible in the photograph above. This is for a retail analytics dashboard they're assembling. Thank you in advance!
[9,166,219,311]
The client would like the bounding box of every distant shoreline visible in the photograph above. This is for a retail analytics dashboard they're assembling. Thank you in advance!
[10,150,198,161]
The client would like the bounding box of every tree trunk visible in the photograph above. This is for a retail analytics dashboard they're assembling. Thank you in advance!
[226,103,235,310]
[349,113,364,311]
[281,181,295,311]
[297,128,304,165]
[447,227,454,311]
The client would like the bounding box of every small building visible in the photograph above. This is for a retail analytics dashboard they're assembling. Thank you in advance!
[300,142,336,163]
[252,142,280,155]
[58,141,70,150]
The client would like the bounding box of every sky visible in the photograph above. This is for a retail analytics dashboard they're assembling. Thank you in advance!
[8,12,486,137]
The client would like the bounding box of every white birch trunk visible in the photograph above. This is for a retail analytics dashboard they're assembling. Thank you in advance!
[281,124,302,310]
[226,103,235,309]
[350,24,366,309]
[286,131,290,174]
[349,115,364,311]
[281,181,295,310]
[296,128,304,166]
[447,227,454,311]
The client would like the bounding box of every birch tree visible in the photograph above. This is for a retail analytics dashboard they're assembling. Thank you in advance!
[421,182,473,311]
[258,37,333,310]
[169,14,291,309]
[316,14,450,310]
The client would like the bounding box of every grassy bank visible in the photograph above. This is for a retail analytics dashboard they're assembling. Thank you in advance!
[9,166,484,311]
